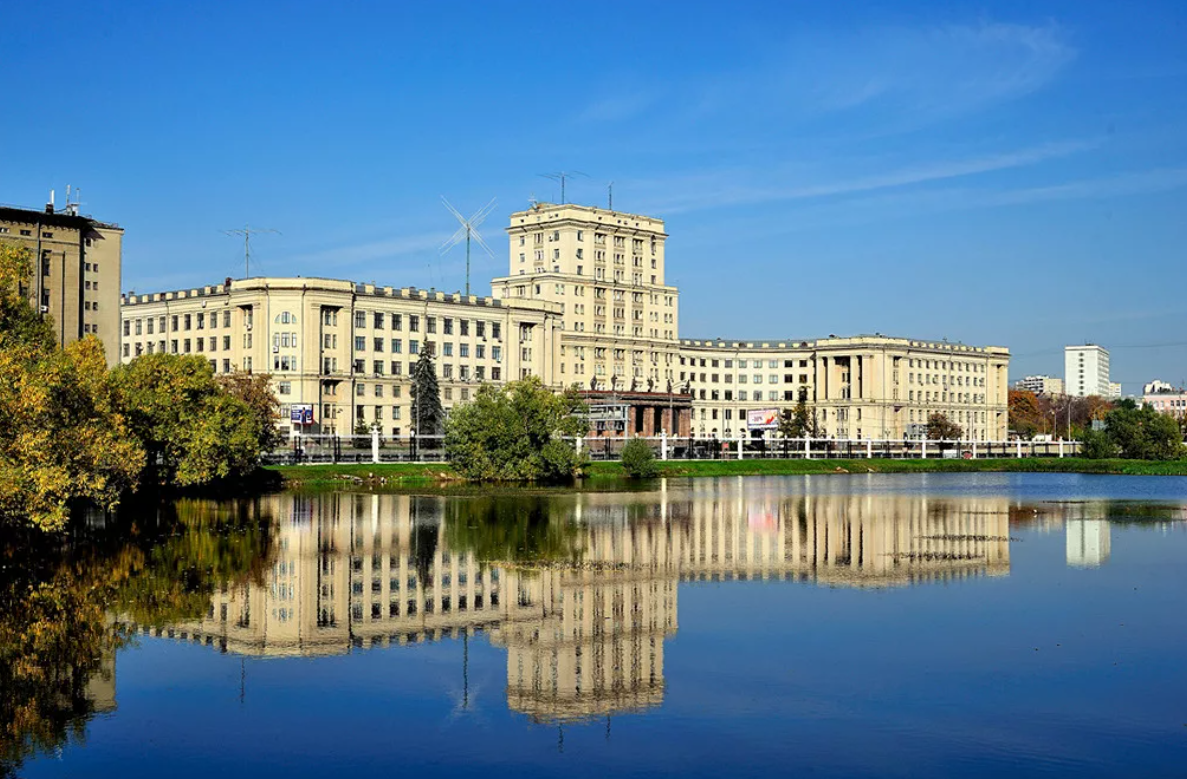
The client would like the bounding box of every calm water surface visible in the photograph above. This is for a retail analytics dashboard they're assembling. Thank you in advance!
[6,473,1187,778]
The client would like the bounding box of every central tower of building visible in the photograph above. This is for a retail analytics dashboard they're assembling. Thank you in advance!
[492,203,680,390]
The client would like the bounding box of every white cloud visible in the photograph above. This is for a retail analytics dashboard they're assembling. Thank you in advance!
[634,138,1097,215]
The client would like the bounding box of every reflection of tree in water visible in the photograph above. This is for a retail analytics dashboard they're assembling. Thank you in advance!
[1009,500,1187,528]
[444,496,582,566]
[0,498,274,777]
[410,497,441,589]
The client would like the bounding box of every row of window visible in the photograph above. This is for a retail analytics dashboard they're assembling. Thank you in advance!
[349,311,501,339]
[123,335,233,358]
[124,310,232,337]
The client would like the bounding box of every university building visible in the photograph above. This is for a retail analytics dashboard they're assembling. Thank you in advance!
[120,200,1010,439]
[1,201,123,365]
[120,277,562,436]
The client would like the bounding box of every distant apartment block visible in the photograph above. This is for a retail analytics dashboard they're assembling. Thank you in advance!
[1064,344,1112,397]
[0,201,123,365]
[1143,382,1187,419]
[1016,375,1064,396]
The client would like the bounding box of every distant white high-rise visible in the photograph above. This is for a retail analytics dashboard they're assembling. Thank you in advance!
[1065,344,1112,397]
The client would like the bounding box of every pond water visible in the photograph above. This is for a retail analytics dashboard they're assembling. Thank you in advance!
[5,473,1187,778]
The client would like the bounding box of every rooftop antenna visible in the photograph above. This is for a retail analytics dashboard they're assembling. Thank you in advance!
[222,225,280,278]
[607,181,613,211]
[440,196,497,297]
[539,171,588,204]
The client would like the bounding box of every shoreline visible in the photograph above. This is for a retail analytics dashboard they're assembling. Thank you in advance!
[267,457,1187,488]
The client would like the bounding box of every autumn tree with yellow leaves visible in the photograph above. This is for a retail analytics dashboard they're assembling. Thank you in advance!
[0,246,144,531]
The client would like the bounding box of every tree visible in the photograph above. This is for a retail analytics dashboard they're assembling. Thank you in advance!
[621,437,659,478]
[1086,401,1185,460]
[444,377,588,481]
[1008,390,1046,439]
[778,391,820,440]
[409,349,444,437]
[112,354,266,487]
[0,246,144,531]
[926,412,963,441]
[217,371,284,454]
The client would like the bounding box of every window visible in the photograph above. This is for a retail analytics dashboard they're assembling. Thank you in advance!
[278,381,292,395]
[355,311,366,328]
[373,312,384,329]
[409,315,419,332]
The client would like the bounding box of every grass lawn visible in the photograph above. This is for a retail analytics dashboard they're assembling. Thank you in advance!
[268,457,1187,487]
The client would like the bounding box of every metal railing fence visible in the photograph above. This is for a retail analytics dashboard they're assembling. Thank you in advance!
[265,431,1081,466]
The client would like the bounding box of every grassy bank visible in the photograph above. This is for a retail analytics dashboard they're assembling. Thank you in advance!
[269,457,1187,487]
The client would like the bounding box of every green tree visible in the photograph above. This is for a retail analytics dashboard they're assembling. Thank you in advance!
[410,349,444,436]
[778,393,816,439]
[1090,401,1185,460]
[0,246,144,531]
[926,412,963,441]
[112,354,265,487]
[444,377,588,481]
[621,437,659,478]
[217,371,284,454]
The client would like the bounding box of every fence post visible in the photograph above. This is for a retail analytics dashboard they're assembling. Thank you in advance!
[971,439,977,459]
[921,440,927,459]
[737,437,744,460]
[1016,439,1022,459]
[661,431,668,461]
[804,434,811,460]
[1059,438,1064,458]
[866,438,873,459]
[371,428,380,463]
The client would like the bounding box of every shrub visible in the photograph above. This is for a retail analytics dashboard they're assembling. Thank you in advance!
[621,437,659,478]
[444,377,588,481]
[1079,428,1118,459]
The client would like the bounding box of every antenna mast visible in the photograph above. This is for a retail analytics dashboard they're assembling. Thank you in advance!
[539,171,588,204]
[222,225,280,278]
[607,181,613,211]
[440,197,497,296]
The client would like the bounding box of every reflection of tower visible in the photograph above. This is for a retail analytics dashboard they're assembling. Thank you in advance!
[84,646,118,714]
[1066,520,1111,568]
[490,516,680,724]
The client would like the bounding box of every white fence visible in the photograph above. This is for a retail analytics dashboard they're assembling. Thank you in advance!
[265,432,1081,465]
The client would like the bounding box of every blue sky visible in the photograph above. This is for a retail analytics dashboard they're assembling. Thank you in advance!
[2,1,1185,387]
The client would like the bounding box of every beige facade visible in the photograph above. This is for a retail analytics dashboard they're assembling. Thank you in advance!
[492,203,681,391]
[679,335,1010,440]
[119,277,562,436]
[1,204,123,365]
[119,200,1009,439]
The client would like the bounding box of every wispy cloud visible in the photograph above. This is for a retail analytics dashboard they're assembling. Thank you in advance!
[798,21,1076,118]
[280,231,445,271]
[634,138,1097,215]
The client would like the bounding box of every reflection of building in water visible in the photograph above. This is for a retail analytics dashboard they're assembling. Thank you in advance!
[84,651,117,714]
[129,485,1012,723]
[690,482,1010,586]
[135,494,541,657]
[491,522,678,722]
[1067,519,1111,568]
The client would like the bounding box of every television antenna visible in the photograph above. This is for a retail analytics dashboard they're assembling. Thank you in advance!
[539,171,587,204]
[222,225,280,278]
[440,197,497,296]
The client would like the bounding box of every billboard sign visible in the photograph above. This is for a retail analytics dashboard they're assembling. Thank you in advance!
[747,408,779,430]
[290,404,314,425]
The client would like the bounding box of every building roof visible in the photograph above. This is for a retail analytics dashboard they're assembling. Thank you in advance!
[0,204,120,231]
